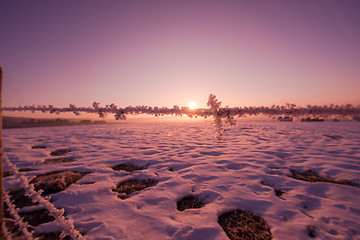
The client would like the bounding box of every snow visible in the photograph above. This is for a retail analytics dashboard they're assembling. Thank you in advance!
[3,122,360,239]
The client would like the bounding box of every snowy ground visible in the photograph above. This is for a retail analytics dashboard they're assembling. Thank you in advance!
[3,122,360,240]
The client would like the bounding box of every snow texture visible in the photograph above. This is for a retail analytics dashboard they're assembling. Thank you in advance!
[2,122,360,240]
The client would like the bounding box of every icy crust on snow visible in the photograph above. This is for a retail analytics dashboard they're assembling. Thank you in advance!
[3,122,360,239]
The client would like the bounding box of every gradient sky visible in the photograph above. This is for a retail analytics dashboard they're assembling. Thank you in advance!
[1,0,360,109]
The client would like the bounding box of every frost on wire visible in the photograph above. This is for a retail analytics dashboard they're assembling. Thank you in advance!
[2,153,85,240]
[2,94,360,140]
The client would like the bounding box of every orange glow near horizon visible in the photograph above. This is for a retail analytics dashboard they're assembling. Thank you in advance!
[189,102,197,110]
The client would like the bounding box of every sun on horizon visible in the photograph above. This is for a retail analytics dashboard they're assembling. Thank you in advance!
[189,102,197,110]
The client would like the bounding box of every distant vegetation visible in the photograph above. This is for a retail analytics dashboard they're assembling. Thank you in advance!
[2,116,108,129]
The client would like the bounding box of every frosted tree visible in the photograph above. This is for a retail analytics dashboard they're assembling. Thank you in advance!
[207,94,224,141]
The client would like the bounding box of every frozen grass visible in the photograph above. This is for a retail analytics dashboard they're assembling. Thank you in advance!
[19,168,33,172]
[35,232,71,240]
[4,205,72,240]
[4,196,57,238]
[307,225,317,238]
[3,171,12,177]
[42,157,75,165]
[290,169,358,186]
[20,208,55,227]
[113,179,157,199]
[274,188,285,198]
[3,220,23,240]
[176,195,205,211]
[30,171,89,195]
[111,163,144,173]
[218,209,272,240]
[32,145,47,149]
[9,189,36,208]
[50,148,71,156]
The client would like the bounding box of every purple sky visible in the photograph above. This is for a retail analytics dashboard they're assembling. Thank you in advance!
[1,0,360,109]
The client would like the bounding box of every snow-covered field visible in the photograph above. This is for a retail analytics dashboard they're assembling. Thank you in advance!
[3,122,360,240]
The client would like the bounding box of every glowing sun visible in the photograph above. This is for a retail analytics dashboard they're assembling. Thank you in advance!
[189,102,197,110]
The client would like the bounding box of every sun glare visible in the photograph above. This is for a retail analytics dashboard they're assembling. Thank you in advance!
[189,102,197,110]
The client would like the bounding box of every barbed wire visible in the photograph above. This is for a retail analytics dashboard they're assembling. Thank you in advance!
[2,94,360,140]
[3,95,360,118]
[2,153,85,240]
[2,189,38,240]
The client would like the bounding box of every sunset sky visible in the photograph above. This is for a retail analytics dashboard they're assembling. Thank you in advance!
[1,0,360,110]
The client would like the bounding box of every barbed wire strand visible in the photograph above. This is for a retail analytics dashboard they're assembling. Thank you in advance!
[3,189,38,240]
[2,153,85,240]
[2,94,360,140]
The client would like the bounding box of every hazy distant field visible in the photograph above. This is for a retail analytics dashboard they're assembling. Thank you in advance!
[3,122,360,239]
